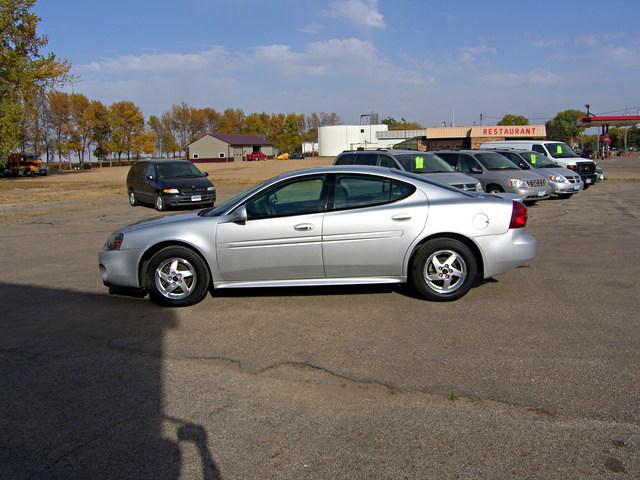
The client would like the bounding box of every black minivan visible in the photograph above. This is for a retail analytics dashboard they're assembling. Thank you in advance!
[127,160,216,211]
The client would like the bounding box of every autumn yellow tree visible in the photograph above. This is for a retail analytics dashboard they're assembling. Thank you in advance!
[108,101,144,164]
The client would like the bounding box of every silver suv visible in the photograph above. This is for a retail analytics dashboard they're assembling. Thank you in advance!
[436,150,552,203]
[334,149,482,192]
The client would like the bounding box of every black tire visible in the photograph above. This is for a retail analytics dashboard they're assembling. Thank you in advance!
[411,238,477,301]
[486,184,504,194]
[147,246,210,307]
[557,193,573,199]
[128,190,138,206]
[154,193,166,211]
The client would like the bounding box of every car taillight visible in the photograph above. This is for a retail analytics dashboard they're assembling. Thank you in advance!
[509,201,528,229]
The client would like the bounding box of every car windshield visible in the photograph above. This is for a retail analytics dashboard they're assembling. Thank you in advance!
[199,179,273,217]
[475,152,519,170]
[156,162,205,179]
[546,142,579,158]
[394,153,455,173]
[522,152,556,168]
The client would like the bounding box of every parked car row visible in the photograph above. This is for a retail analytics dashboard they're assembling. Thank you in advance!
[334,140,602,204]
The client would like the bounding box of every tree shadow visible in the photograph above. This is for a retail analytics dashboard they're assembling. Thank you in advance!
[0,282,221,480]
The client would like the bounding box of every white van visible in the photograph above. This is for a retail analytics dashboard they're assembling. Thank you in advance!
[479,140,598,187]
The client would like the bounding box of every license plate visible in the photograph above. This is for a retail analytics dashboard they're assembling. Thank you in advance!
[191,195,202,202]
[586,178,592,184]
[574,185,580,190]
[537,190,546,197]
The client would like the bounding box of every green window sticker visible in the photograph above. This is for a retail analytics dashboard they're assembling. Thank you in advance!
[415,156,424,169]
[556,145,563,154]
[529,153,537,164]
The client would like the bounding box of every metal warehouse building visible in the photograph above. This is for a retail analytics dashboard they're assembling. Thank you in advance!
[187,133,274,162]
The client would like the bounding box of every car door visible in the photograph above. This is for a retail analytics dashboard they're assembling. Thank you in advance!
[216,174,328,282]
[322,173,428,278]
[140,163,157,202]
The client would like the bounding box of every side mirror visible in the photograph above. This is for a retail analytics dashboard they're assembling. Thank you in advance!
[203,172,209,177]
[226,205,247,225]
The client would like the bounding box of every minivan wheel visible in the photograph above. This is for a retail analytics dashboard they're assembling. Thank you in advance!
[147,246,210,307]
[128,190,138,206]
[155,193,165,211]
[411,238,477,301]
[486,184,504,194]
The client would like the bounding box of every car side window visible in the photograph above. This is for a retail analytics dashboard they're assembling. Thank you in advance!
[351,154,378,166]
[377,155,398,168]
[245,175,326,220]
[333,174,415,210]
[143,163,155,179]
[438,153,459,170]
[506,153,529,169]
[531,145,546,155]
[335,154,354,165]
[458,155,480,173]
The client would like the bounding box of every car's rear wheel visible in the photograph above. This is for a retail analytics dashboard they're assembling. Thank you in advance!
[486,184,504,194]
[411,238,477,301]
[155,193,165,211]
[129,190,138,206]
[147,246,210,307]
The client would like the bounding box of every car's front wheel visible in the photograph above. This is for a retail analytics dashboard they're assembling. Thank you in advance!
[154,193,166,211]
[411,238,477,301]
[147,246,210,307]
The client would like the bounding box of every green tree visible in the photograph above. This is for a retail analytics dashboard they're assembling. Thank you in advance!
[0,0,69,165]
[545,109,586,144]
[381,117,422,130]
[497,114,529,126]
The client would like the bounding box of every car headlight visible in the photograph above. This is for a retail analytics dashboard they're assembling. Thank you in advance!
[207,186,215,191]
[105,233,124,251]
[475,182,482,192]
[548,174,567,183]
[162,188,180,194]
[507,179,526,188]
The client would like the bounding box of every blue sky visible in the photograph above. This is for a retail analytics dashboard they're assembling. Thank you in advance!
[36,0,640,125]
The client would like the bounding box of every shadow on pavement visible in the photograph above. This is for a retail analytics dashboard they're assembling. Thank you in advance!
[0,282,221,480]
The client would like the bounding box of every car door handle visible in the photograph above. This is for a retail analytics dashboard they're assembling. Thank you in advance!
[294,223,313,231]
[391,214,412,221]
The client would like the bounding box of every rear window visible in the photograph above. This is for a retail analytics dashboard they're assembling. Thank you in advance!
[393,153,455,173]
[475,152,519,170]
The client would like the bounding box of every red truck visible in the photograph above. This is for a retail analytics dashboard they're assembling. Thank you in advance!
[244,152,270,161]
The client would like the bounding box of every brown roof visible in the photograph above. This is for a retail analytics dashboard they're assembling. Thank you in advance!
[210,133,273,146]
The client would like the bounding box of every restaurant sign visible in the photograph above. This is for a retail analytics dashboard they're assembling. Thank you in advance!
[471,125,546,137]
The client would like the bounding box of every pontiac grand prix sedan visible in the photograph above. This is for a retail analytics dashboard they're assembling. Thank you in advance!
[99,166,537,307]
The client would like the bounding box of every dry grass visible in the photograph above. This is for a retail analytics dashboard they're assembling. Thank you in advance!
[0,157,334,206]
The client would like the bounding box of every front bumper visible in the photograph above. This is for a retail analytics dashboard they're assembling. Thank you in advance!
[510,185,552,201]
[163,192,216,207]
[99,248,145,289]
[476,228,537,279]
[549,181,582,195]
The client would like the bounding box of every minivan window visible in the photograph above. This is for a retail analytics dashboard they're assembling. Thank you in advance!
[545,142,579,158]
[531,144,547,155]
[475,152,519,170]
[502,152,530,169]
[394,153,454,173]
[156,161,206,179]
[335,153,355,165]
[377,155,397,168]
[353,153,378,166]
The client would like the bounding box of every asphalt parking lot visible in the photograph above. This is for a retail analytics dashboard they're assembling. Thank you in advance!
[1,157,639,479]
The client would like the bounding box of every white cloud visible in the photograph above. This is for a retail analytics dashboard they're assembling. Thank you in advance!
[610,46,639,67]
[481,69,561,87]
[326,0,385,28]
[455,45,496,66]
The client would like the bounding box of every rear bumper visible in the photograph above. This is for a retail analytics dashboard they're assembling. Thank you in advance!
[476,229,537,279]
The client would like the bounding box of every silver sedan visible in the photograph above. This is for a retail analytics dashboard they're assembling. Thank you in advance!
[99,166,537,307]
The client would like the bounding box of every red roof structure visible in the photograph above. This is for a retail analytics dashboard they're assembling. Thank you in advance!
[211,133,273,146]
[578,115,640,127]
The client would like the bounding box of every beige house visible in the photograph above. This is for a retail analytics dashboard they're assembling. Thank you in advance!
[187,133,274,163]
